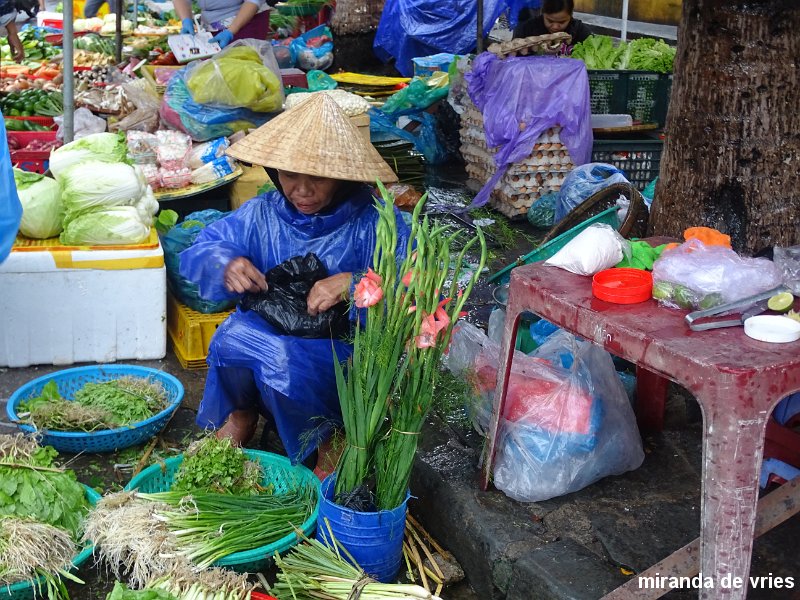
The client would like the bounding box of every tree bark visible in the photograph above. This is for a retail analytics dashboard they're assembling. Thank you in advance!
[648,0,800,254]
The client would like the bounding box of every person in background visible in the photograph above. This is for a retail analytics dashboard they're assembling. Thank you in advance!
[83,0,118,18]
[174,0,276,49]
[514,0,592,45]
[0,0,24,63]
[0,113,22,264]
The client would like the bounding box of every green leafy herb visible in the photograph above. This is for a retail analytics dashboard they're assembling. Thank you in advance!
[154,210,179,236]
[171,436,264,495]
[19,377,169,433]
[0,435,90,540]
[106,581,179,600]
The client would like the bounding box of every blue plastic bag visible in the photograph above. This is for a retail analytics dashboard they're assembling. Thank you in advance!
[162,210,236,314]
[526,191,558,228]
[369,108,448,164]
[555,163,630,223]
[465,54,593,208]
[374,0,534,76]
[0,114,22,264]
[160,70,271,141]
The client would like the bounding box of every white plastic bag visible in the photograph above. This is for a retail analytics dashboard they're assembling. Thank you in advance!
[545,223,629,276]
[492,331,645,502]
[652,239,784,310]
[55,107,106,141]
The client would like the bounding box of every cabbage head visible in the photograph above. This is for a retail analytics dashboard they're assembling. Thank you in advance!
[60,161,145,225]
[50,132,129,180]
[13,168,63,239]
[186,46,282,113]
[59,206,150,246]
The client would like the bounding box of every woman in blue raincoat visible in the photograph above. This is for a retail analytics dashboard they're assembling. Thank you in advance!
[180,94,406,478]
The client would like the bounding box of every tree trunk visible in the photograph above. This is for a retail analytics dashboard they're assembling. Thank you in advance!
[648,0,800,254]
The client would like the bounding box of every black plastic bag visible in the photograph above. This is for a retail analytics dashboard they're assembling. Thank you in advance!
[240,253,351,339]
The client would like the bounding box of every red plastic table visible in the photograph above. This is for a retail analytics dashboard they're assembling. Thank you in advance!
[480,263,800,599]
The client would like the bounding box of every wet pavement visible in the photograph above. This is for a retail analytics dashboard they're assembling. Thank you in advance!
[2,167,800,599]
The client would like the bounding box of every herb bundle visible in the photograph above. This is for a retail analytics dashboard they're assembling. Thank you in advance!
[19,377,168,432]
[272,525,443,600]
[106,564,254,600]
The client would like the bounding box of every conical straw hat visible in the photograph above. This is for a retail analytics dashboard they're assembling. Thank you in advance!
[226,93,398,183]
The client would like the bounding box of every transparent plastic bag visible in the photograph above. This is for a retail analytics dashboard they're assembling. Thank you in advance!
[774,246,800,295]
[184,39,284,113]
[493,331,644,502]
[55,107,106,140]
[556,163,630,223]
[109,80,161,134]
[652,239,784,310]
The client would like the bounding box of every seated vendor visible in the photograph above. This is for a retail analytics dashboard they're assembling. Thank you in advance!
[179,94,408,480]
[514,0,592,46]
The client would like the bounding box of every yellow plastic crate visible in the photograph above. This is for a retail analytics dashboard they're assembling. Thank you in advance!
[167,293,233,370]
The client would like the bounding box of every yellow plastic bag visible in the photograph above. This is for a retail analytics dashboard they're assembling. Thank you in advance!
[186,42,283,113]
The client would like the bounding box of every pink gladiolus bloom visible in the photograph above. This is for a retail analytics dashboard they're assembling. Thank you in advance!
[364,268,382,285]
[414,299,452,349]
[402,271,414,287]
[354,271,384,308]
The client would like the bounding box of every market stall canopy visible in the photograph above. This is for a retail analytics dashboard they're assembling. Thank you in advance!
[226,93,398,184]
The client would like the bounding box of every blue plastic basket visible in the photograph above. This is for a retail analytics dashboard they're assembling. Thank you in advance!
[0,485,101,600]
[6,365,185,454]
[124,449,320,573]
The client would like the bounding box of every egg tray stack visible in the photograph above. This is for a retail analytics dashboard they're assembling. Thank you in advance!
[460,103,574,218]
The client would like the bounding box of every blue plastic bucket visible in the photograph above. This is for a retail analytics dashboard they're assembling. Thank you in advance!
[316,474,408,582]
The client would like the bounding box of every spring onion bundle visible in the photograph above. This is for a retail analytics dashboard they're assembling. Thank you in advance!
[140,488,315,568]
[83,492,178,589]
[19,377,169,432]
[0,517,81,599]
[146,565,254,600]
[171,436,264,495]
[272,526,443,600]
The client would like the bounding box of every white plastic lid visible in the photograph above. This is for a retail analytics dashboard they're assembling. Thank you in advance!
[744,315,800,344]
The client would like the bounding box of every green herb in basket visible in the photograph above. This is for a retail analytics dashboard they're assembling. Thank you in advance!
[0,434,90,539]
[138,564,254,600]
[171,436,264,495]
[19,377,169,433]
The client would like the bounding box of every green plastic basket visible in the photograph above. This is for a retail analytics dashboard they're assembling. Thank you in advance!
[488,205,620,285]
[0,485,101,600]
[124,450,320,573]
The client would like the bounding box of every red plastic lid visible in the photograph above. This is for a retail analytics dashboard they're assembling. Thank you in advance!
[592,268,653,304]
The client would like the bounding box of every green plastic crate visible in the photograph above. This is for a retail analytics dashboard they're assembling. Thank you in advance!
[588,70,672,128]
[591,137,664,191]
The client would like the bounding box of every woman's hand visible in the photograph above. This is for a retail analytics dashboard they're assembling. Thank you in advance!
[307,272,352,316]
[224,257,267,294]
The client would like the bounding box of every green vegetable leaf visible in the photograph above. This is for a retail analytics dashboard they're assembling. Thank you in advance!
[155,209,179,235]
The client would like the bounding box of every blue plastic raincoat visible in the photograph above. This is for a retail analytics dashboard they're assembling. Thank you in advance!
[179,187,411,463]
[0,113,22,264]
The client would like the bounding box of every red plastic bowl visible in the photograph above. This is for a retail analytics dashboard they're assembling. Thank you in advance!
[592,268,653,304]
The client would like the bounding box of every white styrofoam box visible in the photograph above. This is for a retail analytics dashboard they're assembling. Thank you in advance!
[0,240,167,368]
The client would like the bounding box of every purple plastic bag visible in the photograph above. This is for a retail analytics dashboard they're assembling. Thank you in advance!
[465,53,593,208]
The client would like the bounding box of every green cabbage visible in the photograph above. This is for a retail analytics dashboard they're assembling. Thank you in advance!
[186,46,282,113]
[13,168,64,239]
[59,206,150,246]
[50,132,129,179]
[60,161,146,225]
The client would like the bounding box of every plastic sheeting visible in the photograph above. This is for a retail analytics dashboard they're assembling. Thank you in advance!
[465,53,593,208]
[0,115,22,264]
[374,0,534,76]
[179,188,411,462]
